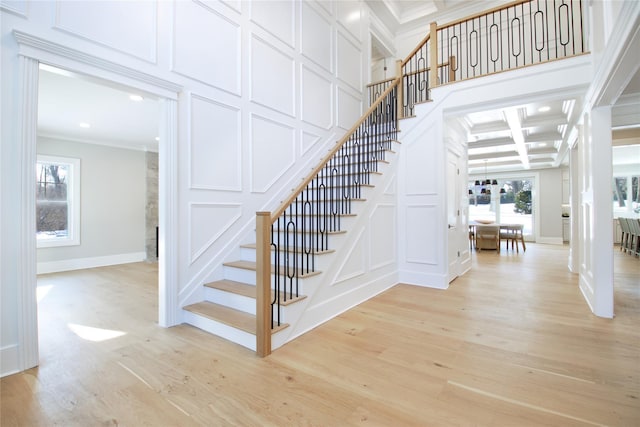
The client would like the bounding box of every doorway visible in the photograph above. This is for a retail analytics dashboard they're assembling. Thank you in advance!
[14,48,179,371]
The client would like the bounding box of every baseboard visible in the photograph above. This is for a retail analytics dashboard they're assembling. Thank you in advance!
[537,237,564,245]
[398,270,449,289]
[1,344,20,378]
[37,252,146,274]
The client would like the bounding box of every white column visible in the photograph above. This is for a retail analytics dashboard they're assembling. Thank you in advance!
[579,107,614,318]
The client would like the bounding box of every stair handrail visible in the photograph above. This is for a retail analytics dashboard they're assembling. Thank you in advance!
[256,78,401,356]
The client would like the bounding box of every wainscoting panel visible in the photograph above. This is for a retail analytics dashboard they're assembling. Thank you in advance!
[54,1,157,63]
[301,65,333,130]
[250,114,295,193]
[173,1,240,94]
[250,0,295,48]
[405,205,439,265]
[189,203,242,264]
[337,87,362,130]
[189,94,241,191]
[370,204,396,270]
[301,131,321,155]
[333,229,366,284]
[337,1,362,40]
[405,128,438,195]
[337,31,362,91]
[250,36,295,116]
[300,2,333,73]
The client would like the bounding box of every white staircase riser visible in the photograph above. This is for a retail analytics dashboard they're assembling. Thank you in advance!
[203,287,256,315]
[182,310,256,351]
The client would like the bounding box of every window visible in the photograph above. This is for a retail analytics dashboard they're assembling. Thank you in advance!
[469,177,534,236]
[613,175,640,217]
[36,155,80,248]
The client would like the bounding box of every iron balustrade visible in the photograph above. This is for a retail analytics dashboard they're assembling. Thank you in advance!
[367,77,395,107]
[256,80,399,355]
[436,0,586,84]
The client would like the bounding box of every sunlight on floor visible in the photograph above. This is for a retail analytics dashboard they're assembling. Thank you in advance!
[67,323,126,342]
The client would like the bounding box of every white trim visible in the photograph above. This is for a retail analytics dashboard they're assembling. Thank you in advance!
[0,345,20,377]
[13,30,181,99]
[537,237,564,245]
[158,98,180,327]
[18,55,40,373]
[36,252,146,275]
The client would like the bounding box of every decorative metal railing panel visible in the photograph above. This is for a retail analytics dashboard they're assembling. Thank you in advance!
[367,78,395,107]
[436,0,586,84]
[264,81,399,333]
[401,34,431,117]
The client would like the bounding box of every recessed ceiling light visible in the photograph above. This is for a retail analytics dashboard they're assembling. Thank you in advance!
[539,142,548,147]
[538,106,551,112]
[130,94,144,102]
[79,122,91,128]
[155,136,160,141]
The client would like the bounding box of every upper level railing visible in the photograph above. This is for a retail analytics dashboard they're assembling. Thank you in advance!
[255,80,400,356]
[368,0,587,115]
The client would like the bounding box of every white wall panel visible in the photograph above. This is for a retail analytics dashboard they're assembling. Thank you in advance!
[251,36,295,116]
[189,203,242,264]
[54,1,157,63]
[301,2,333,72]
[218,0,241,13]
[173,1,240,94]
[334,229,366,284]
[190,95,241,191]
[301,65,333,129]
[251,114,295,193]
[337,32,362,91]
[251,0,295,48]
[405,134,437,195]
[405,205,438,265]
[370,204,395,269]
[337,2,362,44]
[337,87,361,130]
[302,131,321,155]
[1,1,28,17]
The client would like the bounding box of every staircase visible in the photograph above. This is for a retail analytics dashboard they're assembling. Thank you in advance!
[182,0,587,355]
[183,140,399,352]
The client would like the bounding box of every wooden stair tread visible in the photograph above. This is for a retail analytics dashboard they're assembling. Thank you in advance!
[204,279,307,306]
[240,243,335,255]
[183,301,289,334]
[223,260,322,278]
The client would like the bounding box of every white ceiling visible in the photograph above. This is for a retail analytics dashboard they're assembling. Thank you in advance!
[38,64,160,152]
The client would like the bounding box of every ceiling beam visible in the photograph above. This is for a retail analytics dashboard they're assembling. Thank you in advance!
[468,120,510,135]
[469,151,519,161]
[467,136,514,147]
[503,108,530,169]
[524,131,563,143]
[521,114,568,129]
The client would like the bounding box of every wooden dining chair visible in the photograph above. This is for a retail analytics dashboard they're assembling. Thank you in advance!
[476,225,500,252]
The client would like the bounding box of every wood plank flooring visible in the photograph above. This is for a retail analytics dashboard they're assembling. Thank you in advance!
[1,244,638,426]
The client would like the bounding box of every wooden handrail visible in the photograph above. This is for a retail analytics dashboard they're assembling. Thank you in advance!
[436,0,531,31]
[401,33,430,68]
[365,77,396,89]
[270,77,401,222]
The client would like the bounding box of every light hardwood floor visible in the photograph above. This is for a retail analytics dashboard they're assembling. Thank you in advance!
[1,244,639,426]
